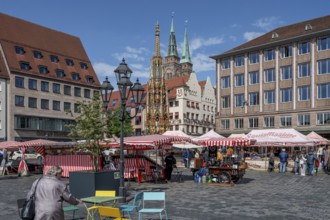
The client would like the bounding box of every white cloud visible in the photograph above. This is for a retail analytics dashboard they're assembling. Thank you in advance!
[229,35,237,42]
[189,37,224,53]
[253,16,283,31]
[113,46,150,62]
[231,24,240,28]
[243,32,263,41]
[191,53,215,73]
[93,62,117,80]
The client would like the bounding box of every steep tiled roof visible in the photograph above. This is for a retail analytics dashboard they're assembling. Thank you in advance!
[211,14,330,59]
[198,80,206,88]
[0,13,100,87]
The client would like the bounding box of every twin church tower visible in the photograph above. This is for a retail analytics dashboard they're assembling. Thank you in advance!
[145,16,193,134]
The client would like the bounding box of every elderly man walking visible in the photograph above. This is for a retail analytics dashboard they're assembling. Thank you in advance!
[279,148,288,173]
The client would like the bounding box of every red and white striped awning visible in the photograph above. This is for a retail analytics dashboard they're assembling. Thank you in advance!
[0,141,22,149]
[204,138,255,147]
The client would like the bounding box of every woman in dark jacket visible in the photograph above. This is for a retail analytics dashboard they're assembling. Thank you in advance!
[26,166,81,220]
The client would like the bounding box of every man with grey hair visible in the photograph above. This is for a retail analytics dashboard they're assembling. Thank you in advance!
[26,165,81,220]
[279,148,288,173]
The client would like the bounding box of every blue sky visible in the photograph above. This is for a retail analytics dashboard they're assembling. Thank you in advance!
[1,0,330,87]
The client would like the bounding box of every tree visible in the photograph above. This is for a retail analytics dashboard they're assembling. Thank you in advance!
[107,107,133,137]
[67,95,133,171]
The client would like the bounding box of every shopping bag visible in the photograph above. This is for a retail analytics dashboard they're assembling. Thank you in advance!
[20,196,35,220]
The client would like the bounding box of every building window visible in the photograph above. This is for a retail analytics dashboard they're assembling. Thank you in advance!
[264,49,275,61]
[235,74,244,87]
[53,83,61,94]
[41,81,49,92]
[298,62,310,77]
[280,116,292,127]
[264,116,274,128]
[235,55,244,67]
[33,51,43,59]
[298,41,310,55]
[281,88,292,103]
[317,36,330,51]
[15,76,24,88]
[235,94,244,107]
[64,102,71,111]
[41,99,49,109]
[84,89,91,98]
[264,68,275,83]
[15,95,24,106]
[175,101,179,106]
[221,119,230,130]
[281,65,292,80]
[14,116,73,131]
[74,87,81,97]
[28,97,37,108]
[28,79,37,90]
[74,103,81,113]
[221,58,230,69]
[317,112,330,125]
[38,65,49,74]
[264,90,275,104]
[280,45,292,58]
[222,96,230,108]
[221,76,230,88]
[298,86,310,101]
[249,51,259,64]
[80,62,88,69]
[20,61,31,70]
[53,100,60,111]
[72,73,80,80]
[66,59,74,66]
[298,114,310,126]
[249,118,259,128]
[249,92,259,106]
[56,69,65,77]
[86,76,94,84]
[175,125,179,131]
[317,83,330,99]
[318,59,330,75]
[15,46,25,54]
[249,71,259,85]
[111,99,117,107]
[50,55,59,63]
[64,85,71,95]
[234,118,244,129]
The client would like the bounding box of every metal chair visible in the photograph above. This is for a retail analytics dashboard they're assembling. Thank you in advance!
[98,207,130,220]
[120,191,143,219]
[86,190,116,220]
[138,192,168,220]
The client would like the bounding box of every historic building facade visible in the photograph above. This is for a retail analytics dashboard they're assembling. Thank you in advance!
[211,15,330,138]
[0,13,101,141]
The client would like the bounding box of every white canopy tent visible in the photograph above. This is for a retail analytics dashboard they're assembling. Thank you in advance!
[247,129,318,147]
[172,142,202,149]
[192,129,224,143]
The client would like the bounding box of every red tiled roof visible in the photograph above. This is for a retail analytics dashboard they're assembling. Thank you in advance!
[211,14,330,58]
[0,13,100,87]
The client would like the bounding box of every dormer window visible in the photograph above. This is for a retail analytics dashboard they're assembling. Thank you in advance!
[50,55,59,63]
[56,69,65,78]
[20,61,31,70]
[66,59,74,66]
[38,65,49,74]
[33,51,43,59]
[15,46,25,55]
[71,73,80,80]
[80,62,88,69]
[305,24,312,31]
[111,99,117,107]
[86,76,94,84]
[271,32,279,39]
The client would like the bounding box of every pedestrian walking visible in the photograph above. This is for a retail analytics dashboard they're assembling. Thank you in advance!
[324,146,330,174]
[279,148,288,173]
[299,153,307,176]
[268,155,275,172]
[306,150,317,176]
[321,147,326,169]
[182,149,189,168]
[26,165,81,220]
[293,151,300,175]
[164,152,176,182]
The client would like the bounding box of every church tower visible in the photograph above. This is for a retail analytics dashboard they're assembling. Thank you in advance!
[145,22,170,134]
[163,13,181,80]
[180,21,193,76]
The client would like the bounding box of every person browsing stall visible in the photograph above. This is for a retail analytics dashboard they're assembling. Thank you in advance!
[165,152,176,182]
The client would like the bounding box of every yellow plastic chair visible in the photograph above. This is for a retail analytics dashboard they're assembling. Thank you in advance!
[86,190,116,220]
[98,207,130,220]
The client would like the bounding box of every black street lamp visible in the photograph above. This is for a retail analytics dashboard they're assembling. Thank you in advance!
[100,58,145,200]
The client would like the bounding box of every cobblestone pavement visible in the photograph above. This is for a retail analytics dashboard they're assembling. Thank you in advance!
[1,169,329,220]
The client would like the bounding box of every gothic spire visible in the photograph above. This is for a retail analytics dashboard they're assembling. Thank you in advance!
[154,21,161,57]
[167,12,178,57]
[180,20,192,64]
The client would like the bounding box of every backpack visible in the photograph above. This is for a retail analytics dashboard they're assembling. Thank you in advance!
[315,160,320,167]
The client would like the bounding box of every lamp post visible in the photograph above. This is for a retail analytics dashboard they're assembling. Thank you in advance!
[100,58,144,200]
